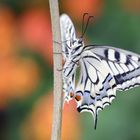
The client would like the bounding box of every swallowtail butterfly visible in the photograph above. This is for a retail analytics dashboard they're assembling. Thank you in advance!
[60,13,140,129]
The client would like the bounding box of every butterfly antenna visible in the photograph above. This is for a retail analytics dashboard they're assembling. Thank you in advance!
[81,13,89,36]
[81,16,94,38]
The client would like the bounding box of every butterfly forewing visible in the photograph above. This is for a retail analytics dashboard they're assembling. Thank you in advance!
[85,46,140,91]
[60,14,77,59]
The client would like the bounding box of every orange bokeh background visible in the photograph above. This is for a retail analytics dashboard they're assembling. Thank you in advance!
[21,93,81,140]
[18,8,53,65]
[61,0,103,22]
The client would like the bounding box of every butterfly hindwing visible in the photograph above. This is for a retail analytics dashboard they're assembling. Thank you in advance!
[75,50,116,128]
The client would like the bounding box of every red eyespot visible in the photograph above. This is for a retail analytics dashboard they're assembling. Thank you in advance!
[75,95,81,101]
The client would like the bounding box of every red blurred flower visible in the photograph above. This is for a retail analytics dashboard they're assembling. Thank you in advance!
[18,9,53,65]
[61,0,104,22]
[21,93,81,140]
[0,57,40,109]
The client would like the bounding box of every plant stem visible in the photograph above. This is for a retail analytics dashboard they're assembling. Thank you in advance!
[49,0,63,140]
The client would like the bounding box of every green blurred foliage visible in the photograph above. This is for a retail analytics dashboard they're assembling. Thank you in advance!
[89,0,140,52]
[0,48,53,140]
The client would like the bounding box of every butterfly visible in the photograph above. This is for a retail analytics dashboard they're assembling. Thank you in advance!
[60,13,140,129]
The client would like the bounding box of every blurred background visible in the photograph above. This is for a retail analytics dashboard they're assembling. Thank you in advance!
[0,0,140,140]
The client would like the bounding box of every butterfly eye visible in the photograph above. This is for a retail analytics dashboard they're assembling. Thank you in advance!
[78,38,83,44]
[78,40,81,44]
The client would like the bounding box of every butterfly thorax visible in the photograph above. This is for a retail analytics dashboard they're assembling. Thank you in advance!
[63,38,84,79]
[70,38,84,58]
